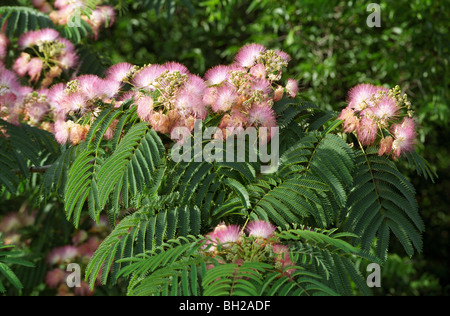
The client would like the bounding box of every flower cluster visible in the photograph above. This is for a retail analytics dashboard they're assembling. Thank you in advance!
[204,44,298,141]
[203,220,295,276]
[33,0,116,39]
[14,28,79,87]
[338,83,417,159]
[3,42,297,145]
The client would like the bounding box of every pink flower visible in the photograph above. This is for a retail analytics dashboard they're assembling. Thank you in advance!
[356,117,378,146]
[136,95,154,122]
[204,65,231,86]
[285,79,298,98]
[105,62,134,82]
[250,78,272,95]
[77,74,102,99]
[203,87,218,105]
[13,53,31,77]
[248,103,277,128]
[68,122,89,145]
[149,111,170,134]
[370,95,399,125]
[53,120,70,144]
[235,43,266,68]
[132,65,165,90]
[212,84,238,113]
[274,50,292,63]
[249,63,266,79]
[58,51,78,69]
[390,117,417,159]
[246,220,276,239]
[99,78,122,99]
[27,57,44,82]
[347,83,378,111]
[65,92,88,113]
[338,106,360,133]
[213,224,242,245]
[378,136,394,156]
[0,68,22,95]
[18,28,60,49]
[163,61,189,74]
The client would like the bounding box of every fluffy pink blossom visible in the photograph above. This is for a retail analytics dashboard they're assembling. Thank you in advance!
[250,78,272,95]
[390,117,417,159]
[235,43,266,68]
[347,83,378,111]
[285,79,298,98]
[18,28,60,49]
[370,95,399,125]
[132,65,165,90]
[274,50,292,63]
[249,63,266,79]
[246,220,276,239]
[65,92,88,113]
[0,67,22,95]
[27,57,44,82]
[378,136,394,156]
[204,65,230,85]
[53,120,70,144]
[105,62,134,82]
[163,61,189,74]
[58,51,78,69]
[338,106,360,133]
[211,224,242,245]
[356,117,378,146]
[13,53,31,77]
[248,103,277,128]
[212,84,238,113]
[136,95,154,122]
[77,74,102,99]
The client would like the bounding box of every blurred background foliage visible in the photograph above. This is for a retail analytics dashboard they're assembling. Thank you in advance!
[1,0,448,295]
[94,0,448,295]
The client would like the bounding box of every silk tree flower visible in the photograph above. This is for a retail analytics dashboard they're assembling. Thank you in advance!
[356,116,378,146]
[369,95,400,126]
[204,65,231,86]
[105,62,135,83]
[246,220,276,239]
[248,103,277,128]
[132,64,166,91]
[285,79,298,98]
[136,95,154,122]
[347,83,378,111]
[235,43,266,68]
[163,61,189,75]
[17,28,60,49]
[338,106,359,133]
[205,223,243,250]
[211,84,239,113]
[390,117,417,159]
[378,136,394,156]
[27,57,44,82]
[13,52,31,77]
